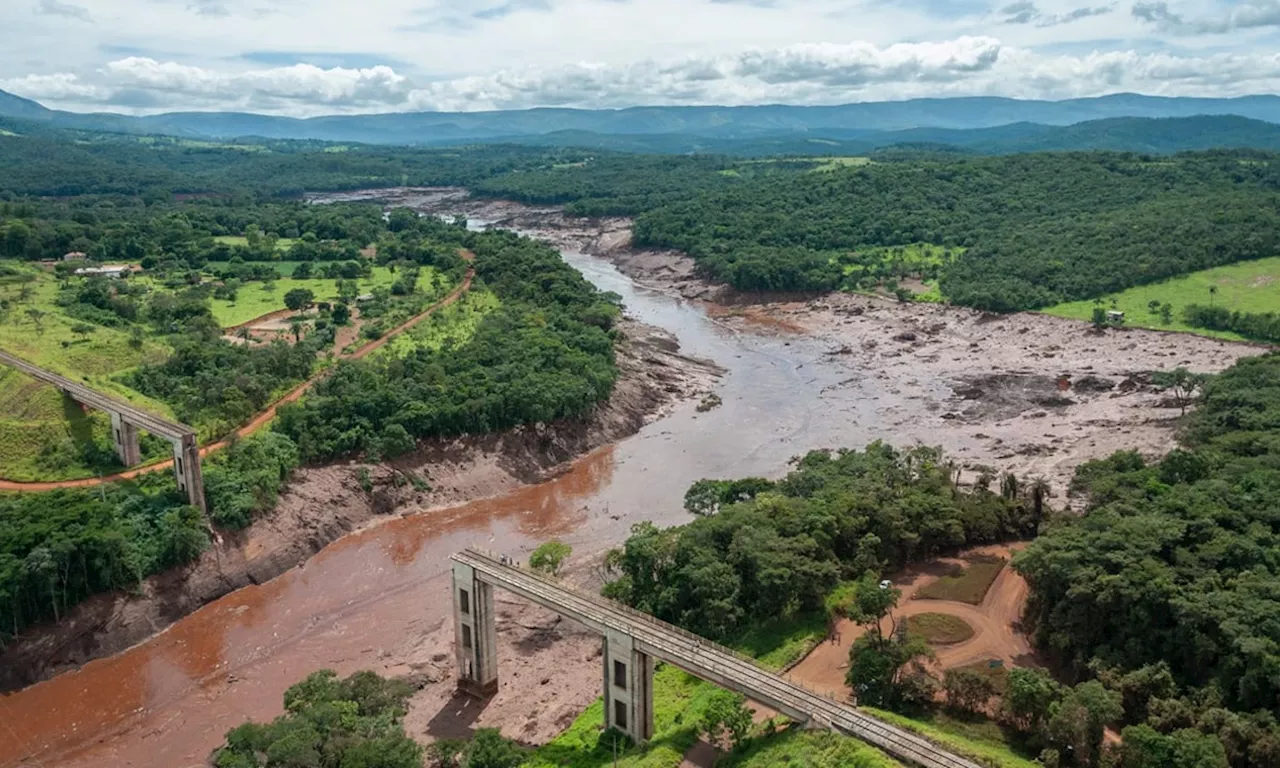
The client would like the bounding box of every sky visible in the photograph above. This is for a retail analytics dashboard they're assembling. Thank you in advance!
[1,0,1279,116]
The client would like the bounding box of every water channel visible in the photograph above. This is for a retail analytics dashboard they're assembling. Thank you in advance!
[0,230,930,768]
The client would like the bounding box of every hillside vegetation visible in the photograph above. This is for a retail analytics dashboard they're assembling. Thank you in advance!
[631,151,1280,309]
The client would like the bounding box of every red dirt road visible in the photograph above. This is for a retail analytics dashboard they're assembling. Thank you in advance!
[788,545,1035,698]
[0,254,475,492]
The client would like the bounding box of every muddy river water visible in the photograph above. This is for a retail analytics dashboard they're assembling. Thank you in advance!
[0,223,967,766]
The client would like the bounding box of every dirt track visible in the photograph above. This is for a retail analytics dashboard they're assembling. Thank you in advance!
[0,253,475,491]
[789,545,1033,699]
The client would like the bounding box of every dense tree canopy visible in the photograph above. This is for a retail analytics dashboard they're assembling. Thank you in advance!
[1015,352,1280,767]
[631,151,1280,308]
[603,443,1043,640]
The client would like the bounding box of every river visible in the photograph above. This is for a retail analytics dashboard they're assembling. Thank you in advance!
[0,223,927,768]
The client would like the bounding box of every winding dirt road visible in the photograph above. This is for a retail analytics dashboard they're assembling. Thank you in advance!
[789,545,1035,698]
[0,253,475,492]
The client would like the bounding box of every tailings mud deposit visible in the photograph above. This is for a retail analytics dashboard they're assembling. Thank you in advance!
[1,189,1264,767]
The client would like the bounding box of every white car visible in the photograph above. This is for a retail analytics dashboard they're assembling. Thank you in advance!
[879,579,892,590]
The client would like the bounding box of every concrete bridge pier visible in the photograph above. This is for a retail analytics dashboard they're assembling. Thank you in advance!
[110,412,142,467]
[170,434,206,515]
[452,561,499,697]
[603,630,654,743]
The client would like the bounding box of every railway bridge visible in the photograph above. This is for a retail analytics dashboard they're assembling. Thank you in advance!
[451,548,980,768]
[0,349,205,512]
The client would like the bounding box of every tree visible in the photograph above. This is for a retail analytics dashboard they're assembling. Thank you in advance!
[530,541,572,576]
[1151,367,1207,415]
[1159,303,1173,323]
[377,423,416,459]
[1091,306,1109,330]
[292,261,314,280]
[1046,681,1123,767]
[284,288,315,312]
[1147,300,1161,315]
[70,322,95,343]
[261,278,276,294]
[700,689,753,749]
[289,320,304,343]
[461,729,524,768]
[128,325,145,350]
[337,279,359,304]
[1001,667,1062,735]
[331,302,351,324]
[944,667,998,715]
[1119,725,1229,768]
[25,308,45,335]
[1209,284,1219,307]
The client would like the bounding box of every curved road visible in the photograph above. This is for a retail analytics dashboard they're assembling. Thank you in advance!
[0,253,475,492]
[789,545,1034,698]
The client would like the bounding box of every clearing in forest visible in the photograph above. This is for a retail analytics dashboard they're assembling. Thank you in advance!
[207,265,406,328]
[1042,256,1280,340]
[914,555,1008,604]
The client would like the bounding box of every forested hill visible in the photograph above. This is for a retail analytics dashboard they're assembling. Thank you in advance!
[3,88,1280,145]
[626,151,1280,310]
[490,115,1280,156]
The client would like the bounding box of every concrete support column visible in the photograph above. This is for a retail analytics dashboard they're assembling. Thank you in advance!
[170,434,206,515]
[452,561,499,697]
[110,412,141,467]
[602,630,654,743]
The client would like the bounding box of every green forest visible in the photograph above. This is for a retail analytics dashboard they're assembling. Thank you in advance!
[0,142,621,644]
[629,151,1280,309]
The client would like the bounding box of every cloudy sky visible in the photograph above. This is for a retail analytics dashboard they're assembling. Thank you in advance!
[1,0,1278,116]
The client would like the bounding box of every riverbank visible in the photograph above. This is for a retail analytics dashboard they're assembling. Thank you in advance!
[2,190,1263,768]
[0,319,720,693]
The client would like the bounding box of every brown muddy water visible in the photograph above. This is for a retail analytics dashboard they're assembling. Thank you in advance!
[0,221,963,768]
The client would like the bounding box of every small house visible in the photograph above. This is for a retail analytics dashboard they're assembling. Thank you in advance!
[74,264,135,279]
[62,251,87,261]
[1106,310,1125,324]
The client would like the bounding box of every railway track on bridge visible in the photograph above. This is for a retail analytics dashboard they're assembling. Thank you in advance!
[454,548,981,768]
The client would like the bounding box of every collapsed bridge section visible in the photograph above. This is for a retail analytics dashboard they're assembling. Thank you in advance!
[450,548,980,768]
[0,349,205,513]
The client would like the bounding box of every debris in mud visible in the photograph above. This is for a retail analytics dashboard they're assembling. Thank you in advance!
[894,331,918,342]
[696,393,723,412]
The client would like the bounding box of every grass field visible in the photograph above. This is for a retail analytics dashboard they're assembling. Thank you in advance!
[863,708,1039,768]
[382,289,499,358]
[812,156,873,172]
[907,613,976,645]
[837,243,961,302]
[723,730,903,767]
[915,556,1007,605]
[212,235,295,251]
[0,264,175,479]
[1042,256,1280,340]
[524,613,833,768]
[209,266,407,328]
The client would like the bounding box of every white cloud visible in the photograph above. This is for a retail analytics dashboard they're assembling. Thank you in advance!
[0,0,1275,115]
[1132,0,1280,34]
[6,39,1280,116]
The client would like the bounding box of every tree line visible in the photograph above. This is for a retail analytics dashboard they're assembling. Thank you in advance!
[603,443,1045,641]
[629,151,1280,309]
[1014,352,1280,767]
[1183,304,1280,344]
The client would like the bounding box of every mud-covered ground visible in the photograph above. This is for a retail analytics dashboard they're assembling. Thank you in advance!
[389,187,1262,496]
[0,319,720,692]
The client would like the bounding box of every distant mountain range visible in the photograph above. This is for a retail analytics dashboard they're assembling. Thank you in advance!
[3,89,1280,148]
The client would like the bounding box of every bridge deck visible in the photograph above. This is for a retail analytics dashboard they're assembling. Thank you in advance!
[453,549,981,768]
[0,349,194,439]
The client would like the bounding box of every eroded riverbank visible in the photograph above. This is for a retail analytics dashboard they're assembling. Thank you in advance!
[1,189,1263,768]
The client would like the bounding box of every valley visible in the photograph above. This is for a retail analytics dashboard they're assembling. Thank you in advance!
[0,192,1261,768]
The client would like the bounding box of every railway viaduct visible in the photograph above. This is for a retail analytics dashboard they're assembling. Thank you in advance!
[0,350,205,513]
[451,548,981,768]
